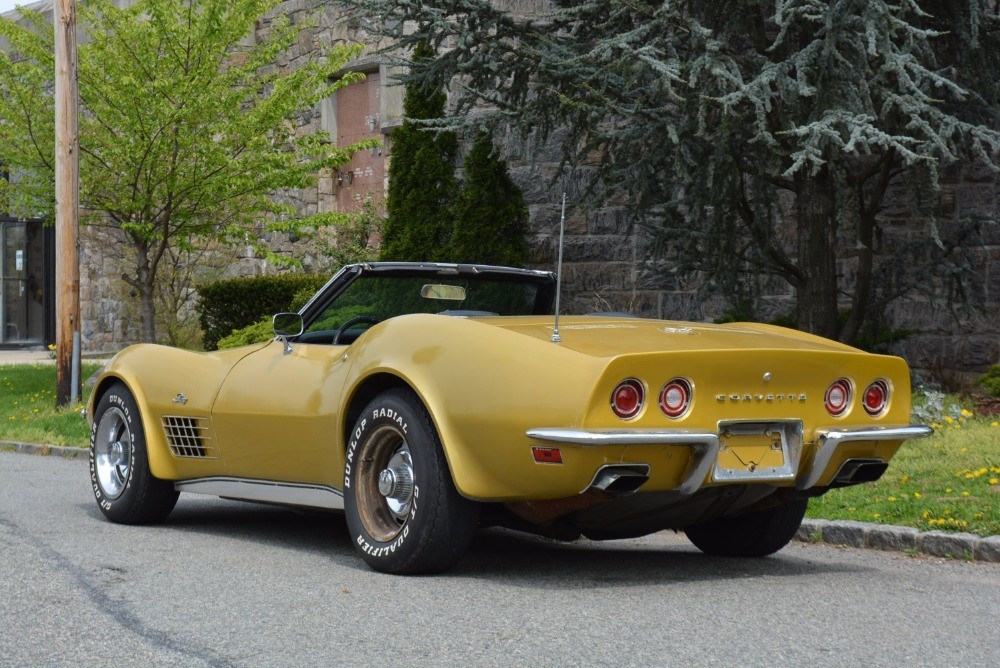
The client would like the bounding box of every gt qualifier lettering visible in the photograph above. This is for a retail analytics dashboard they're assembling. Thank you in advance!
[355,485,420,557]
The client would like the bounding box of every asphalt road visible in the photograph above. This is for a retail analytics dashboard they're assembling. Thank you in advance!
[1,452,997,667]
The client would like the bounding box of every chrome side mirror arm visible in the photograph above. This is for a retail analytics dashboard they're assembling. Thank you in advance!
[272,312,304,356]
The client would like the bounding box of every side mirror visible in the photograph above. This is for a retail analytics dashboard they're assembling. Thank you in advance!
[272,313,304,355]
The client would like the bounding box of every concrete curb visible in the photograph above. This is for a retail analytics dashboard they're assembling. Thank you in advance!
[1,441,89,460]
[796,518,1000,563]
[3,446,997,562]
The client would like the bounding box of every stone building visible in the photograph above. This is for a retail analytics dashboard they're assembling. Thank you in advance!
[2,0,997,381]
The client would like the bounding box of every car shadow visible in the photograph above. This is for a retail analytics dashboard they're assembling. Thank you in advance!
[454,528,869,588]
[81,497,872,585]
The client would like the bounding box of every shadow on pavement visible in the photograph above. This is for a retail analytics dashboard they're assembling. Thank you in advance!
[82,495,872,584]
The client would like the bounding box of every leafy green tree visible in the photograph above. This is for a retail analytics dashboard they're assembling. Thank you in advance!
[379,41,458,262]
[337,0,1000,342]
[450,131,528,266]
[0,0,377,342]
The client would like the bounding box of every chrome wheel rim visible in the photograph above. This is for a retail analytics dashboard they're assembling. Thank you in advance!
[94,407,132,499]
[357,425,414,542]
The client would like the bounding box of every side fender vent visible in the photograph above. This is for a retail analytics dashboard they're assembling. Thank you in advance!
[162,416,215,458]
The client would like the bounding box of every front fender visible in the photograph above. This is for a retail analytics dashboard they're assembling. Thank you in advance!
[89,343,266,480]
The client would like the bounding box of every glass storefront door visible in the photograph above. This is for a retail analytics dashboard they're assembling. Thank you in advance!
[1,221,45,344]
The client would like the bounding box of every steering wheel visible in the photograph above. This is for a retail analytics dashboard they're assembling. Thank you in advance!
[333,315,381,345]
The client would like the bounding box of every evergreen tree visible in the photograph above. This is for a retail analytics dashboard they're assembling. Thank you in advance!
[379,41,458,262]
[338,0,1000,343]
[450,132,529,266]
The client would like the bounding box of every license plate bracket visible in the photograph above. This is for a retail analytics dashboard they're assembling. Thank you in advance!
[712,420,803,483]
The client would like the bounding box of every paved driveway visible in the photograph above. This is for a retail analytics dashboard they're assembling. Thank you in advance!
[1,452,997,666]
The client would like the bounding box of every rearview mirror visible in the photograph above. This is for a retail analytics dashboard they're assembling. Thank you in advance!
[421,284,466,301]
[272,312,304,338]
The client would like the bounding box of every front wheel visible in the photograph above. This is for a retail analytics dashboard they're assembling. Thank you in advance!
[683,497,808,557]
[90,382,178,524]
[344,388,479,574]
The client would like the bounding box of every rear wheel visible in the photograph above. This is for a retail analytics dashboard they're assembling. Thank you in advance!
[683,497,808,557]
[344,388,478,574]
[90,382,178,524]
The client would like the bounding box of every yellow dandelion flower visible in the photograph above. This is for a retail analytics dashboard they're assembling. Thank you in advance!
[932,423,942,429]
[945,416,954,423]
[873,513,881,518]
[961,409,973,417]
[975,513,985,519]
[922,510,930,518]
[946,488,953,493]
[888,496,896,502]
[900,475,910,483]
[962,491,970,497]
[979,468,988,475]
[914,492,922,499]
[928,519,937,526]
[944,510,951,515]
[992,422,999,428]
[990,478,998,485]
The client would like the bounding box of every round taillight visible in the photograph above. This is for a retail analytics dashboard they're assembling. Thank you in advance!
[611,379,644,420]
[658,378,692,419]
[824,378,852,417]
[863,379,890,417]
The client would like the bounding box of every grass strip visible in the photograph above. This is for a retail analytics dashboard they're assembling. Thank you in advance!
[0,363,102,448]
[808,415,1000,537]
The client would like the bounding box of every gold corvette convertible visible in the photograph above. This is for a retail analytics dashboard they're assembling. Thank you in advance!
[87,262,931,573]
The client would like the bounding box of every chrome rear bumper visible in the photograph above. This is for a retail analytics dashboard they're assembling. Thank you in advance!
[526,424,932,494]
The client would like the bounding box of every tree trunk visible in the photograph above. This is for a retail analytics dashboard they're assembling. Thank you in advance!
[839,149,896,345]
[124,241,158,343]
[794,167,839,339]
[138,279,156,343]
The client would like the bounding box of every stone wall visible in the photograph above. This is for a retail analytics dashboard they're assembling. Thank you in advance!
[75,0,999,383]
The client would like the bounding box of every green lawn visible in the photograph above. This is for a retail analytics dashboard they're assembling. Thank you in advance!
[807,415,1000,537]
[2,363,998,536]
[0,363,102,448]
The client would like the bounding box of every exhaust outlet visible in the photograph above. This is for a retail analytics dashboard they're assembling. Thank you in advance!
[833,458,888,486]
[587,464,650,493]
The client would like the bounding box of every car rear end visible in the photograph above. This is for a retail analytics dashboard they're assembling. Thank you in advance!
[526,345,929,498]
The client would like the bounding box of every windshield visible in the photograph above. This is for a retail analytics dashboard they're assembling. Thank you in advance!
[304,273,551,337]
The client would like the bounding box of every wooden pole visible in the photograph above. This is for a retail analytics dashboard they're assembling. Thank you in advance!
[54,0,80,407]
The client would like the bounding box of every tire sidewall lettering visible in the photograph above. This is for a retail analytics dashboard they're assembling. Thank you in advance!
[91,387,140,514]
[347,400,420,561]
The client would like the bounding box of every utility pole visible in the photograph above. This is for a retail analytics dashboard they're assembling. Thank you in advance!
[54,0,80,406]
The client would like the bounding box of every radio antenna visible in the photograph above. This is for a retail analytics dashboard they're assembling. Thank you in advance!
[551,193,566,344]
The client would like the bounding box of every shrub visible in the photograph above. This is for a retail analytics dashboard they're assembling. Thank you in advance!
[217,318,274,350]
[978,364,1000,398]
[196,274,327,350]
